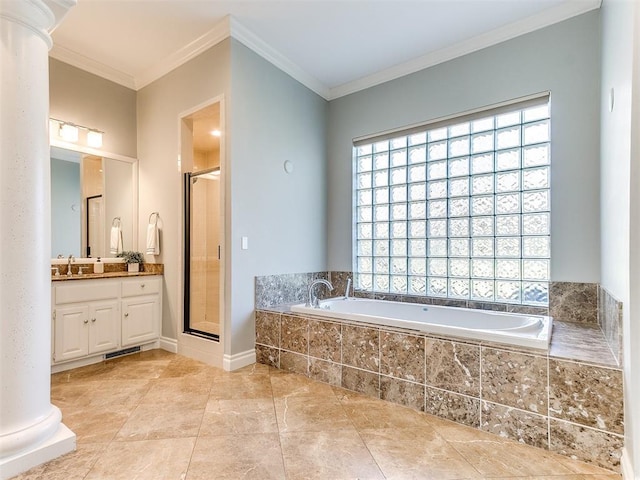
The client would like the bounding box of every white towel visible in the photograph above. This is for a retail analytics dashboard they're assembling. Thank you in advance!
[110,225,123,254]
[146,223,160,255]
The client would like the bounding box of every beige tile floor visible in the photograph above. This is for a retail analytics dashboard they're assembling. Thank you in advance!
[12,350,621,480]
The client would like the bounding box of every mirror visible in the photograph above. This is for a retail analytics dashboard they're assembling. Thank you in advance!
[50,145,137,259]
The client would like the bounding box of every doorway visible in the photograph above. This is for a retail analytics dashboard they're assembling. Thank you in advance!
[182,102,222,341]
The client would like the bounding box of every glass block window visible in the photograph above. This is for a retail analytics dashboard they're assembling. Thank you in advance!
[354,99,550,305]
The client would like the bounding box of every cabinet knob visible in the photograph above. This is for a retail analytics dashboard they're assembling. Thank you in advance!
[91,318,96,323]
[141,284,145,288]
[124,313,129,317]
[83,319,89,324]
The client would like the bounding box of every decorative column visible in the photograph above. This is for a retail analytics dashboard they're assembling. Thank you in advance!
[0,1,76,478]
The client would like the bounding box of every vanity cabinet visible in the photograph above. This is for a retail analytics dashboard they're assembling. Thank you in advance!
[52,276,162,368]
[121,278,161,347]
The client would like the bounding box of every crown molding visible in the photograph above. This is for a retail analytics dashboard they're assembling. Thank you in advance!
[328,0,602,100]
[229,17,330,100]
[134,17,231,90]
[49,44,136,89]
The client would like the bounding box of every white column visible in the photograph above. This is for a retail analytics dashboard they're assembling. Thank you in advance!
[0,1,76,478]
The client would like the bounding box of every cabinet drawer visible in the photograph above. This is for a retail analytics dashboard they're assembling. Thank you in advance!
[121,277,161,297]
[55,281,119,304]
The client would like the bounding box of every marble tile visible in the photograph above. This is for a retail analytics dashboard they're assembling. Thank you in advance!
[549,282,598,324]
[379,375,425,411]
[158,354,217,379]
[449,435,579,477]
[10,443,106,480]
[549,359,623,434]
[425,338,480,396]
[482,347,548,414]
[209,373,273,400]
[308,357,341,386]
[339,390,433,430]
[341,365,380,398]
[550,321,617,367]
[199,398,278,436]
[140,376,212,404]
[255,344,279,368]
[380,331,425,383]
[62,404,134,444]
[329,270,353,298]
[481,401,549,448]
[467,301,508,311]
[280,314,308,354]
[342,324,380,372]
[187,434,285,480]
[274,396,355,432]
[425,386,480,428]
[115,399,205,441]
[308,319,341,362]
[85,438,195,480]
[549,419,623,471]
[279,350,308,376]
[598,286,623,366]
[255,310,281,348]
[506,304,550,315]
[255,272,329,308]
[280,430,385,480]
[270,370,337,399]
[360,425,481,479]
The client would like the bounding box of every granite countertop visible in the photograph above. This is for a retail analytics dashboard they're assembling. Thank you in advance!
[52,271,162,282]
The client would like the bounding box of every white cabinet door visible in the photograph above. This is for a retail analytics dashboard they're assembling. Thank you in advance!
[54,305,90,362]
[88,300,120,354]
[121,296,160,347]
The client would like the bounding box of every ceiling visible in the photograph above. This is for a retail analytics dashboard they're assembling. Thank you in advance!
[51,0,601,100]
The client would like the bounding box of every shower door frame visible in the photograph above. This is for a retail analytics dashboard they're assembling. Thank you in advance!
[183,169,221,341]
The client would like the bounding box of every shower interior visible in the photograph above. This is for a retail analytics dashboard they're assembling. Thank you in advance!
[182,102,222,340]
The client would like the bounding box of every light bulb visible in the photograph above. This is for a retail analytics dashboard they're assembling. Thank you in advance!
[87,130,103,148]
[59,123,78,142]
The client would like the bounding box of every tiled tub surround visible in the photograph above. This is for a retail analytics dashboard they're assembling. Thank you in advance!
[255,309,624,471]
[256,272,602,323]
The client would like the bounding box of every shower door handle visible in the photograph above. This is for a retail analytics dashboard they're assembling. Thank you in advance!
[218,245,221,260]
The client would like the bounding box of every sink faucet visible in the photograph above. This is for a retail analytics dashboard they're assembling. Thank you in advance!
[67,254,75,276]
[307,279,333,308]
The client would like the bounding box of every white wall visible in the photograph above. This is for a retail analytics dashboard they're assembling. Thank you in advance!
[228,39,327,354]
[600,1,640,477]
[327,12,601,283]
[136,40,231,342]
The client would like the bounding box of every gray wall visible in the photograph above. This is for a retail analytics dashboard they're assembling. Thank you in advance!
[326,11,601,283]
[229,39,327,355]
[49,59,137,158]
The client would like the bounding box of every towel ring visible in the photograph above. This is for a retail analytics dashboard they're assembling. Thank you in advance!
[111,217,121,227]
[148,212,160,225]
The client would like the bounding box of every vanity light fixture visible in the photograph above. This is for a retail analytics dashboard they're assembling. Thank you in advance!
[51,118,104,149]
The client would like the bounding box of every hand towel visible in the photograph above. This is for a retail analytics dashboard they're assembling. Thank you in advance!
[110,225,123,254]
[146,222,160,255]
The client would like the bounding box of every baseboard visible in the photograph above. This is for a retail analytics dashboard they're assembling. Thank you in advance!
[159,336,178,353]
[621,448,636,480]
[0,423,75,480]
[223,348,256,371]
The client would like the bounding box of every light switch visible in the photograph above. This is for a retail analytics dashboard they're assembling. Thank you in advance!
[241,236,249,250]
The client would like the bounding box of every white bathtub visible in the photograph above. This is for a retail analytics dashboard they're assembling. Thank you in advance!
[290,297,552,350]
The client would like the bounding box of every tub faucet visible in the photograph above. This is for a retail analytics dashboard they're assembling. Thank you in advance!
[307,279,333,308]
[67,254,75,276]
[344,278,352,300]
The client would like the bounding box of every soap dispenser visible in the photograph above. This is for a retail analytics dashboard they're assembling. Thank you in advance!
[94,257,104,274]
